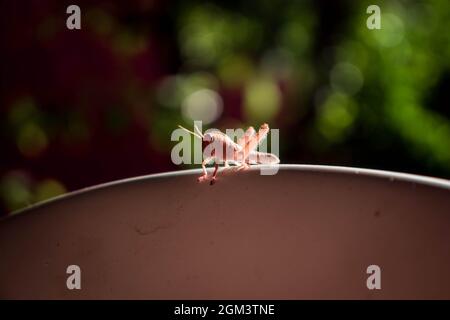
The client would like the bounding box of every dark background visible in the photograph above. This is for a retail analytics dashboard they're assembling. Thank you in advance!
[1,0,449,215]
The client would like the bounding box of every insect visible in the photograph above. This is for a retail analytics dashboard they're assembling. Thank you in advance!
[178,123,280,185]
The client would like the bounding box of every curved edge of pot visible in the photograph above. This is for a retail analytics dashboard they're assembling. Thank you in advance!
[3,164,450,220]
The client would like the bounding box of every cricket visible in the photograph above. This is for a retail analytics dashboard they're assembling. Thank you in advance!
[178,123,280,185]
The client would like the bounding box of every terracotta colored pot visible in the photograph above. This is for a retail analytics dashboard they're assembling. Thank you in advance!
[1,165,449,299]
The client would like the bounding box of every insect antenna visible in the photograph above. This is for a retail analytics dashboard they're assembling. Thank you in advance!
[178,125,203,139]
[194,124,204,138]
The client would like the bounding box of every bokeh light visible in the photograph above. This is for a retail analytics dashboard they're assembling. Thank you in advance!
[17,123,48,157]
[0,171,32,212]
[182,89,223,124]
[372,13,405,47]
[330,62,364,96]
[243,77,281,123]
[34,179,67,204]
[316,93,358,143]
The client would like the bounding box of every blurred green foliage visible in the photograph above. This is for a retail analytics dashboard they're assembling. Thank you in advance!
[1,0,450,214]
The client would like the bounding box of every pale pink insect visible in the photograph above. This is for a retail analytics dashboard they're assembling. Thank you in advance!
[178,123,280,185]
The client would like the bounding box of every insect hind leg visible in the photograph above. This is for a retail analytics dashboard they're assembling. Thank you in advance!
[249,151,280,164]
[210,163,219,185]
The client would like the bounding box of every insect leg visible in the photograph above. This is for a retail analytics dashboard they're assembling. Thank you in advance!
[237,126,256,148]
[210,163,219,185]
[198,157,213,182]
